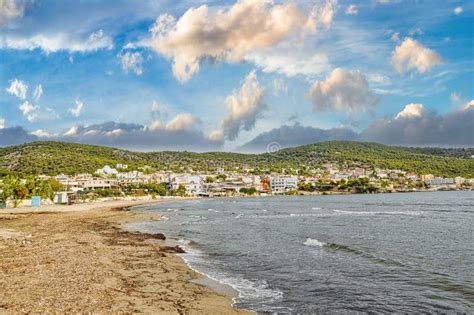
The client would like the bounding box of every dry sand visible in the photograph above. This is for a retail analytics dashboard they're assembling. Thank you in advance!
[0,201,251,314]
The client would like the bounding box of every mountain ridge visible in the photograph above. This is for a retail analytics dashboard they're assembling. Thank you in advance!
[0,141,473,177]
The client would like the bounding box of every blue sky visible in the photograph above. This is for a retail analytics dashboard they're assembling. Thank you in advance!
[0,0,473,151]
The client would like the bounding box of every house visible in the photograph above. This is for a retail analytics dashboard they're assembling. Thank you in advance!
[170,174,203,196]
[424,177,455,186]
[95,165,119,176]
[83,179,118,189]
[406,173,419,181]
[270,176,298,193]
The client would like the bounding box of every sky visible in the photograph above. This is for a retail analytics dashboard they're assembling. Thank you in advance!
[0,0,473,152]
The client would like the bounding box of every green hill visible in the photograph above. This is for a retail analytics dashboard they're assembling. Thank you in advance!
[0,141,473,178]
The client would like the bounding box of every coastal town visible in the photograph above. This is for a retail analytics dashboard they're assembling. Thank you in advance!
[1,162,472,208]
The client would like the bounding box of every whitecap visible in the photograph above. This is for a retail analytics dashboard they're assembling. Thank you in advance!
[333,209,421,216]
[304,238,326,247]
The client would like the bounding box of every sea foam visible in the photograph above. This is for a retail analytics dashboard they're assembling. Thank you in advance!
[304,238,326,247]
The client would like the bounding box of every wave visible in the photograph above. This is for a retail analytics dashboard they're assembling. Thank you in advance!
[178,245,283,307]
[304,239,406,268]
[333,209,421,216]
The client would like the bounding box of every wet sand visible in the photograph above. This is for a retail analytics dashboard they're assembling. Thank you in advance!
[0,202,251,314]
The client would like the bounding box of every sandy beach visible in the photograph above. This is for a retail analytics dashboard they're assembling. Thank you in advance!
[0,200,250,314]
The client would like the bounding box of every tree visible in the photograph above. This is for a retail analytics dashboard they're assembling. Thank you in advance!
[176,185,187,197]
[1,175,27,208]
[38,179,63,202]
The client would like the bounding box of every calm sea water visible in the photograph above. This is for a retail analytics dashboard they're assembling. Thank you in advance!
[129,192,473,313]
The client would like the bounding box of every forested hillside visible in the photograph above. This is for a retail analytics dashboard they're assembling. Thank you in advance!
[0,141,472,177]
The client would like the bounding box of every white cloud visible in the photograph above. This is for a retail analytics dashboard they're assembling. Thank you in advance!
[6,78,28,100]
[392,38,443,74]
[63,126,78,136]
[367,73,390,85]
[362,103,474,146]
[0,0,31,25]
[19,100,38,122]
[306,68,380,113]
[32,84,43,101]
[69,100,84,117]
[345,4,358,15]
[150,0,338,83]
[0,116,4,129]
[462,100,474,111]
[0,29,113,53]
[221,70,265,141]
[246,43,331,77]
[165,113,197,131]
[32,129,51,137]
[395,103,424,119]
[120,51,144,75]
[453,6,463,15]
[208,130,223,141]
[148,120,162,131]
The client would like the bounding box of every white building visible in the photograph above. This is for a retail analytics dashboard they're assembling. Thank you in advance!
[270,176,298,193]
[95,165,119,176]
[171,175,203,196]
[425,177,455,186]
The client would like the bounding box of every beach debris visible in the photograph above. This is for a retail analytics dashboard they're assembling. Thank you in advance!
[158,245,186,254]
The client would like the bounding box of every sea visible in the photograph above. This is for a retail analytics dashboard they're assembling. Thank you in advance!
[128,191,473,313]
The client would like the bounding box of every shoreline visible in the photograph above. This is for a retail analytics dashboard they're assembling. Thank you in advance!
[0,199,251,314]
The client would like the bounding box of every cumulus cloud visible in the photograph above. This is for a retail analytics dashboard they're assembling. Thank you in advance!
[31,129,51,137]
[120,51,144,75]
[19,100,38,122]
[239,122,358,152]
[150,0,338,83]
[0,29,113,53]
[392,38,443,74]
[453,6,463,15]
[395,103,423,119]
[32,84,43,101]
[0,0,31,25]
[361,103,474,146]
[306,68,380,113]
[68,100,84,117]
[165,113,197,131]
[462,100,474,111]
[221,70,265,141]
[0,116,5,129]
[208,130,224,141]
[345,4,358,15]
[6,78,28,100]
